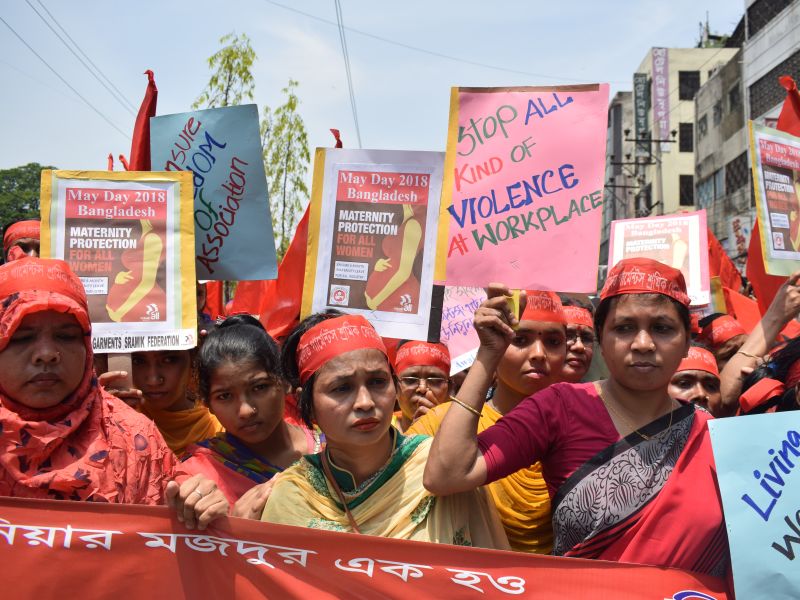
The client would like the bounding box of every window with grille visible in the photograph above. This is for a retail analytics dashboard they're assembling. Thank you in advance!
[728,83,741,112]
[713,101,723,125]
[749,49,800,118]
[725,152,749,193]
[679,71,701,101]
[698,114,708,138]
[679,175,694,206]
[679,123,693,152]
[747,0,792,37]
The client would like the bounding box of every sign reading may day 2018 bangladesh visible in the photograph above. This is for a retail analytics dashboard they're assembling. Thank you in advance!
[608,210,710,306]
[436,84,609,291]
[749,122,800,276]
[150,104,278,281]
[39,170,198,352]
[302,148,444,341]
[709,412,800,599]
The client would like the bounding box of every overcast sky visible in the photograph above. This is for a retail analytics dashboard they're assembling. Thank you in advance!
[1,0,744,175]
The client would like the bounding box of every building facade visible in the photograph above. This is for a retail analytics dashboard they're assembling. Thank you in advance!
[632,47,739,219]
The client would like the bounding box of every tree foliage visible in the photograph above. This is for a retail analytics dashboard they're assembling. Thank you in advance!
[193,32,256,109]
[0,163,54,229]
[260,80,310,258]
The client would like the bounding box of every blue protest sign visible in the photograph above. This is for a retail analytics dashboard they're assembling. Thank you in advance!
[150,104,278,280]
[709,411,800,598]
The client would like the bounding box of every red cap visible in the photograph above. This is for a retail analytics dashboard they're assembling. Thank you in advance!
[676,347,719,377]
[394,341,450,375]
[562,306,594,329]
[699,315,747,347]
[600,258,690,306]
[3,220,40,251]
[521,290,566,324]
[297,315,387,385]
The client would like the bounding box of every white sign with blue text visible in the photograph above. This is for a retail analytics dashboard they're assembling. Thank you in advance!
[709,411,800,598]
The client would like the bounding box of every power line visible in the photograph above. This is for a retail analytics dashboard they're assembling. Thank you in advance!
[0,15,130,139]
[24,0,135,117]
[334,0,361,148]
[261,0,628,85]
[34,0,138,113]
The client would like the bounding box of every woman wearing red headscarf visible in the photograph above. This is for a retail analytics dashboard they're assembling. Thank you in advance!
[425,258,729,578]
[0,258,228,529]
[3,220,40,262]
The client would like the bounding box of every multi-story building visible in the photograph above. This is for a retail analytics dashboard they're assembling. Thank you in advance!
[692,0,800,268]
[694,42,753,271]
[744,0,800,123]
[599,91,634,271]
[631,46,739,219]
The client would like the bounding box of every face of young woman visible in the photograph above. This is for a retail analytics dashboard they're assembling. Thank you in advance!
[0,311,86,409]
[132,350,192,411]
[207,360,286,446]
[495,321,566,398]
[563,324,595,383]
[310,348,396,449]
[396,364,450,420]
[668,369,721,408]
[600,295,690,392]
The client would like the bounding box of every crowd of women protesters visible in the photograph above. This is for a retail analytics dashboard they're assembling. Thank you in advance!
[5,217,800,590]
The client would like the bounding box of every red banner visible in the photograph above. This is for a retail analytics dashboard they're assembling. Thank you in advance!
[0,497,729,599]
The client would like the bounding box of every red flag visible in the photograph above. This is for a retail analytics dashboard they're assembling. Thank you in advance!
[722,287,761,332]
[330,128,343,148]
[707,228,742,292]
[777,76,800,136]
[204,281,225,321]
[129,70,158,171]
[746,76,800,313]
[231,206,310,340]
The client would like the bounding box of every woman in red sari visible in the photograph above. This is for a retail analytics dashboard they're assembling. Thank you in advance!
[424,258,729,577]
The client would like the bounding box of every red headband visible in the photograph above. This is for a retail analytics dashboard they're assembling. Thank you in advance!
[601,258,690,306]
[521,290,566,324]
[0,258,90,353]
[297,315,387,385]
[562,306,594,329]
[699,315,747,347]
[739,378,785,414]
[3,220,40,251]
[394,341,451,375]
[676,347,719,377]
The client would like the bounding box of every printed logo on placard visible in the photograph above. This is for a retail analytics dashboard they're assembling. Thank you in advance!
[330,285,350,306]
[773,231,785,250]
[145,303,160,320]
[400,293,413,312]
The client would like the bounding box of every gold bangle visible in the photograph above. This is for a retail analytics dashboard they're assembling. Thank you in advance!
[450,396,482,418]
[736,350,762,361]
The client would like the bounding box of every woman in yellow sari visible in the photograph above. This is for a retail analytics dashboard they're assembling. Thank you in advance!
[408,291,568,553]
[261,311,508,548]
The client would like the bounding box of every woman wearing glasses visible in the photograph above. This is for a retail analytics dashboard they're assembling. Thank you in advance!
[392,340,451,432]
[560,300,596,383]
[408,291,567,554]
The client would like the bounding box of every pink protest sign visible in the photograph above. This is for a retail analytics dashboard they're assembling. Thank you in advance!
[440,285,486,374]
[436,84,609,291]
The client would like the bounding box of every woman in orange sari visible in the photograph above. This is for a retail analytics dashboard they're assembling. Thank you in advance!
[0,257,228,529]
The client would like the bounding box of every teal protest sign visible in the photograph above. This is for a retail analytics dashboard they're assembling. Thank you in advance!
[709,411,800,598]
[150,104,278,280]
